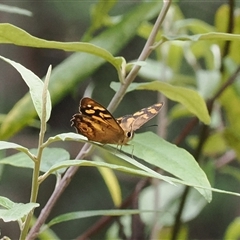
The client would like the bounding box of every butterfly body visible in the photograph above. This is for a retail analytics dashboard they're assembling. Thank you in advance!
[71,97,163,145]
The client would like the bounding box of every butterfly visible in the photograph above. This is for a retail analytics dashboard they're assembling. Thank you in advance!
[71,97,163,145]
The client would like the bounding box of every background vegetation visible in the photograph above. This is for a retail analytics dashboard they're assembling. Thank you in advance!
[1,1,240,239]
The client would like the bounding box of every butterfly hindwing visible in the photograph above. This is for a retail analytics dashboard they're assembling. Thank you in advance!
[117,103,163,131]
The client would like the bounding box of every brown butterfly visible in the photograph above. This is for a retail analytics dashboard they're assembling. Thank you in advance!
[71,97,163,145]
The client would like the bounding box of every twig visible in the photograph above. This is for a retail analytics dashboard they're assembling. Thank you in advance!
[26,1,171,239]
[21,66,52,240]
[215,150,236,168]
[170,186,190,240]
[173,118,198,145]
[108,0,171,112]
[26,144,91,240]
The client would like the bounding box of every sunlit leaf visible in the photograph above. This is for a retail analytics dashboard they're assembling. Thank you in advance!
[111,81,210,124]
[0,196,15,209]
[0,56,52,122]
[123,132,212,201]
[176,18,216,34]
[43,132,88,147]
[86,0,118,39]
[215,4,229,33]
[220,166,240,182]
[39,159,171,184]
[46,209,148,228]
[162,32,240,42]
[196,70,221,99]
[140,183,207,226]
[223,128,240,160]
[203,132,227,156]
[94,156,122,207]
[0,24,123,71]
[224,217,240,240]
[0,148,70,174]
[0,196,39,222]
[220,87,240,132]
[0,141,28,152]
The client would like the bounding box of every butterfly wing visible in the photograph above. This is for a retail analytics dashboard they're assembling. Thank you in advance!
[71,98,125,144]
[71,98,163,145]
[117,102,163,132]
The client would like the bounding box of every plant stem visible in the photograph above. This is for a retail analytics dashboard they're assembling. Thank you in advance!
[26,1,171,239]
[20,130,45,239]
[20,151,42,240]
[108,0,171,112]
[20,67,51,240]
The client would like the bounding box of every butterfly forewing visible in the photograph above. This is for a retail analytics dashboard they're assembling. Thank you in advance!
[71,98,126,144]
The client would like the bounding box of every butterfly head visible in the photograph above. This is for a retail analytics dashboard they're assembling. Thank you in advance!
[117,115,136,144]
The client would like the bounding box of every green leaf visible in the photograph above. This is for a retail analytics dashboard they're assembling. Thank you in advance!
[0,2,162,140]
[111,81,211,124]
[229,13,240,64]
[215,4,229,33]
[0,196,39,222]
[190,41,217,70]
[138,21,163,42]
[139,183,207,226]
[0,141,28,152]
[0,24,123,71]
[0,140,35,161]
[46,209,149,228]
[176,18,216,34]
[42,65,52,123]
[196,70,221,99]
[39,159,172,184]
[169,103,193,120]
[137,59,173,81]
[0,203,39,222]
[216,5,240,62]
[43,132,88,147]
[220,166,240,182]
[124,132,212,201]
[0,148,70,174]
[0,196,15,209]
[224,217,240,240]
[0,55,52,123]
[223,128,240,160]
[85,0,118,40]
[220,87,240,132]
[162,32,240,42]
[203,132,227,156]
[94,156,122,207]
